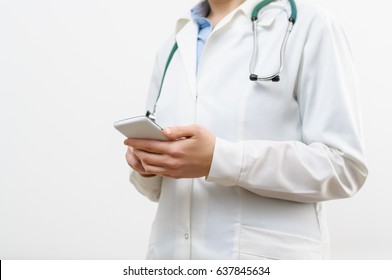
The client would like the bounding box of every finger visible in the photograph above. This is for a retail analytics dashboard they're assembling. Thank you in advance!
[139,161,167,175]
[132,159,146,173]
[163,125,197,141]
[124,138,169,154]
[134,149,167,167]
[125,148,146,173]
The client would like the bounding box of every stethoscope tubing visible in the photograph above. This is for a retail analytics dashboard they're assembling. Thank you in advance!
[249,0,297,82]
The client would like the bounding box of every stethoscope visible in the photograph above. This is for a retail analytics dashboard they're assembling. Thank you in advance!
[147,0,297,120]
[250,0,297,82]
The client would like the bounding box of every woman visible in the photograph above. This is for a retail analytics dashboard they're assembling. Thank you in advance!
[124,0,368,259]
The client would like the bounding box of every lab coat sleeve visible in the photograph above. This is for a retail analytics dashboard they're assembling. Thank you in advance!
[206,16,368,203]
[129,39,174,202]
[130,171,162,202]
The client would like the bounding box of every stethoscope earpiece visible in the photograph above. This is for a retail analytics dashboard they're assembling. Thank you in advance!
[249,74,280,82]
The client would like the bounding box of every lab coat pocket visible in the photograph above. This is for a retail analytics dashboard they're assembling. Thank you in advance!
[239,225,323,260]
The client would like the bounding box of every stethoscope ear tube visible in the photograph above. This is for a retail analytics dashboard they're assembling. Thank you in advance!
[249,18,294,82]
[249,0,297,83]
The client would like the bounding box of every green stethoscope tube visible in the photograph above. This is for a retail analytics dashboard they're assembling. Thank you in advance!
[252,0,297,22]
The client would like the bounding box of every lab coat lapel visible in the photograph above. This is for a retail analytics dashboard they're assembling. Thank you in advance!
[175,20,198,98]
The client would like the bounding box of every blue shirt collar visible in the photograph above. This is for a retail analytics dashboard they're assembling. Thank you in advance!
[191,1,211,28]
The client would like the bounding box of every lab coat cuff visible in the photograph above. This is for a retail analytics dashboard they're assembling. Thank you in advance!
[130,170,162,202]
[206,137,244,186]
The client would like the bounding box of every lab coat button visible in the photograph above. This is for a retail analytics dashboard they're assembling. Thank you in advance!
[185,233,189,240]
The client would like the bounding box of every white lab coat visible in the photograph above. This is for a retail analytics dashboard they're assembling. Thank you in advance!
[130,0,368,260]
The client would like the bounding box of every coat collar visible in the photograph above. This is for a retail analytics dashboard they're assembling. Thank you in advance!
[175,0,289,33]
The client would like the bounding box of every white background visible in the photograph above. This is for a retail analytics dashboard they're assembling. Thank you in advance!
[0,0,391,259]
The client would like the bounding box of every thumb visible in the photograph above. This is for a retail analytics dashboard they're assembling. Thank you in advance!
[163,125,196,140]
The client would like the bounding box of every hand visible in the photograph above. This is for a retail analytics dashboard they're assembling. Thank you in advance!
[125,146,156,177]
[124,124,216,179]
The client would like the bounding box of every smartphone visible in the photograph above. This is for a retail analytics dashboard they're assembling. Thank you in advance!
[113,116,167,141]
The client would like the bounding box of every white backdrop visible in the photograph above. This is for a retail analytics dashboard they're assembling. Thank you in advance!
[0,0,391,259]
